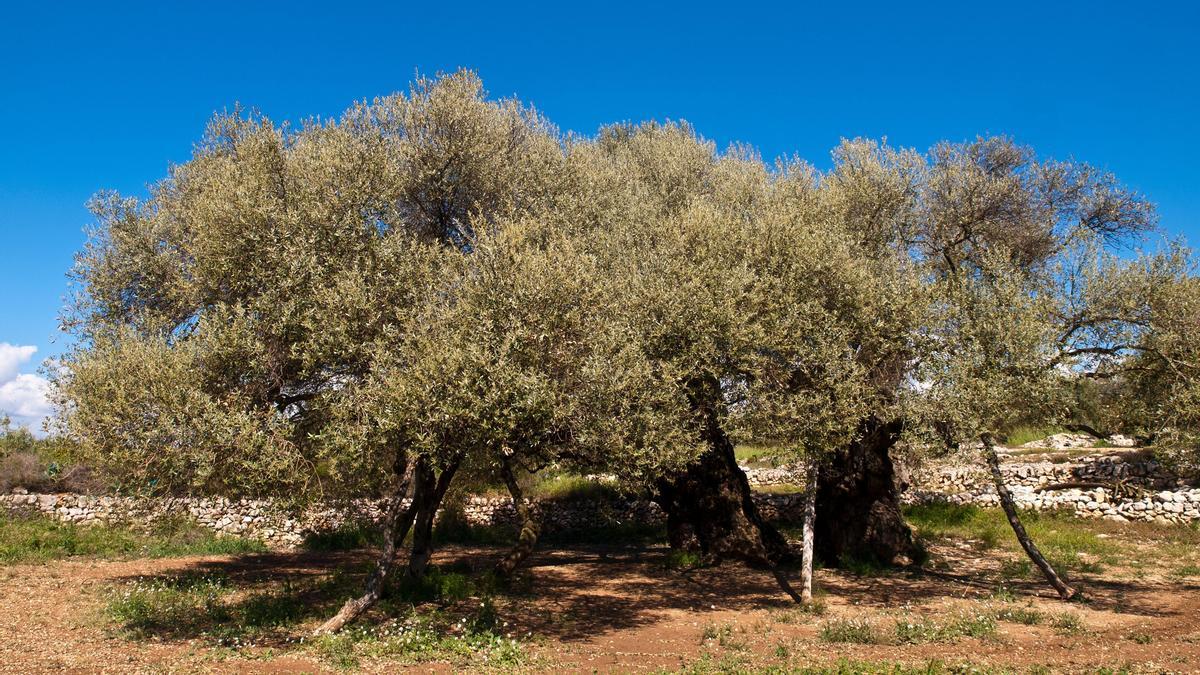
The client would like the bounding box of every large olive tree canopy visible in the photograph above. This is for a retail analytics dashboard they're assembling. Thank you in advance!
[51,71,1198,627]
[52,71,657,503]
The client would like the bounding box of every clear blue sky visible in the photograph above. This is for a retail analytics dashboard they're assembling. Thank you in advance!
[1,1,1198,420]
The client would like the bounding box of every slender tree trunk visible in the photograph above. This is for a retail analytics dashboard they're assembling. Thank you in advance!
[406,453,465,579]
[315,453,418,635]
[800,462,818,604]
[981,434,1077,601]
[494,457,542,579]
[814,416,917,566]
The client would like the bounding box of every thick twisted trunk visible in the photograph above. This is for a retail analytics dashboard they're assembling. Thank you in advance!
[814,417,916,566]
[982,436,1077,600]
[494,457,541,579]
[315,454,418,635]
[655,376,798,600]
[656,410,792,564]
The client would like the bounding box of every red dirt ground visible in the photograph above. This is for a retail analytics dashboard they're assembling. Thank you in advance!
[1,541,1198,673]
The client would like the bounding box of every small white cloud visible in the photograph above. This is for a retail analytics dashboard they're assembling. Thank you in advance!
[0,343,38,383]
[0,343,51,433]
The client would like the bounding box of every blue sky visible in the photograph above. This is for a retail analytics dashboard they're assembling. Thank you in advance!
[1,1,1198,429]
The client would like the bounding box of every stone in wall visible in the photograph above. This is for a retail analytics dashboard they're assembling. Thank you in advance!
[904,451,1199,524]
[0,491,809,550]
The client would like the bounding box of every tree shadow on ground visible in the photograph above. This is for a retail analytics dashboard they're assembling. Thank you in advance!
[104,537,1193,647]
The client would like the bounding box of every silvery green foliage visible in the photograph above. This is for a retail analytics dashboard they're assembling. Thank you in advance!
[52,72,1197,503]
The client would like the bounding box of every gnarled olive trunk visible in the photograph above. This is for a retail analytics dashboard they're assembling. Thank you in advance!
[655,375,796,600]
[813,417,917,566]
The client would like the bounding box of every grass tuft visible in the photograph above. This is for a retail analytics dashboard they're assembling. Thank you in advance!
[820,617,886,644]
[1049,611,1086,635]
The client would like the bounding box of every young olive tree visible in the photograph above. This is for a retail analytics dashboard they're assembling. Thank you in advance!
[909,138,1194,598]
[917,252,1079,598]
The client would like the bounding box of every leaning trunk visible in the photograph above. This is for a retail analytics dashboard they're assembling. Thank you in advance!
[982,435,1077,600]
[494,457,541,579]
[315,454,418,635]
[800,463,818,604]
[814,417,917,566]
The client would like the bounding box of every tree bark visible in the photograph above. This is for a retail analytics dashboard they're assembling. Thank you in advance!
[800,462,818,604]
[314,454,418,635]
[981,435,1077,601]
[406,452,465,579]
[814,416,917,566]
[655,375,799,602]
[494,457,542,579]
[655,377,792,566]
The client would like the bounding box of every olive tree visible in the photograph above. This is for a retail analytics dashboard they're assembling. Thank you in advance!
[52,71,632,630]
[530,124,930,594]
[908,138,1194,598]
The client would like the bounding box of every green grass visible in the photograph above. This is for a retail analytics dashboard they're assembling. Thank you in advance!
[819,617,886,644]
[671,657,1074,674]
[0,513,266,564]
[893,612,998,644]
[1003,426,1068,447]
[994,605,1044,625]
[1173,564,1200,578]
[1049,611,1086,635]
[733,444,791,467]
[770,596,828,622]
[302,522,382,551]
[820,612,997,647]
[529,474,619,501]
[104,573,235,636]
[699,622,747,650]
[1126,630,1153,644]
[102,562,532,668]
[905,503,1120,576]
[665,549,704,570]
[308,600,527,669]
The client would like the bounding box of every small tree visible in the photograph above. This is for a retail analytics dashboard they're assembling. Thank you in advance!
[917,250,1079,598]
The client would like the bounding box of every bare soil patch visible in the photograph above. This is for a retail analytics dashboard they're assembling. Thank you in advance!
[1,534,1198,673]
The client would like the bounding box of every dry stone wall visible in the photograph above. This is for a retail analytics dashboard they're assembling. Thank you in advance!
[741,449,1200,524]
[5,448,1196,550]
[0,491,806,550]
[904,451,1200,524]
